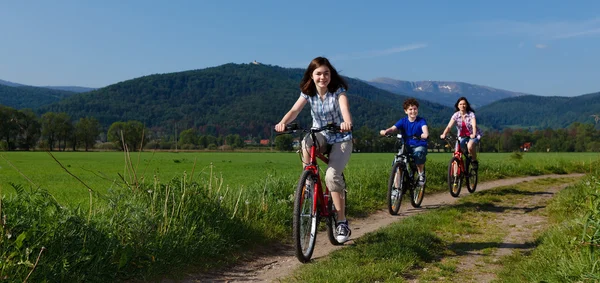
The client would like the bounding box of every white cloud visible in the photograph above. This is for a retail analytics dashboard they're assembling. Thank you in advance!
[535,44,548,49]
[331,43,428,61]
[552,27,600,39]
[473,18,600,41]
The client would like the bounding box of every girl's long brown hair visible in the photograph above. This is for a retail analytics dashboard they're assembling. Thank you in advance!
[299,57,348,97]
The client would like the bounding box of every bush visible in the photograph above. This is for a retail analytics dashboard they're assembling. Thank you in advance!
[0,140,8,151]
[143,140,161,150]
[95,142,117,150]
[180,143,197,150]
[510,151,523,160]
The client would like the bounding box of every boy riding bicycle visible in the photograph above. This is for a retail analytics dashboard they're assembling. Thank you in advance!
[380,98,429,186]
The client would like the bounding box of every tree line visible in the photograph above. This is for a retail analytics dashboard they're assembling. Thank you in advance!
[275,123,600,153]
[2,106,599,153]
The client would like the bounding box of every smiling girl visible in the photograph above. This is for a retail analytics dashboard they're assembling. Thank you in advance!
[275,57,353,243]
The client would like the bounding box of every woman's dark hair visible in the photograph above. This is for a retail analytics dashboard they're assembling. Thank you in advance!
[299,57,348,97]
[454,96,475,113]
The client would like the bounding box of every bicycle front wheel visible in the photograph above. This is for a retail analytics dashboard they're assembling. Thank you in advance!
[466,166,478,193]
[410,177,424,208]
[387,162,406,215]
[293,170,319,263]
[326,188,345,246]
[448,157,462,197]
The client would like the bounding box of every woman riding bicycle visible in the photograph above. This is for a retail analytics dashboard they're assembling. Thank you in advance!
[274,57,353,243]
[440,96,482,168]
[379,98,429,186]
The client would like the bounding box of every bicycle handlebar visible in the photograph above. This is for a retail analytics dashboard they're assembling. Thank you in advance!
[384,133,424,140]
[281,123,351,134]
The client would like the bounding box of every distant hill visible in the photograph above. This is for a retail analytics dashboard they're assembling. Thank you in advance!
[367,78,530,108]
[0,79,95,93]
[38,63,454,138]
[0,84,76,109]
[7,66,598,134]
[42,86,96,93]
[477,92,600,130]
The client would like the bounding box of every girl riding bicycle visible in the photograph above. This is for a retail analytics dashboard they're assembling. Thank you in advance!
[274,57,353,243]
[380,98,429,186]
[440,96,482,168]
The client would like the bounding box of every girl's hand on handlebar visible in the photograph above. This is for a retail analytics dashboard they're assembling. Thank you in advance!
[340,122,353,132]
[440,134,446,139]
[274,123,286,133]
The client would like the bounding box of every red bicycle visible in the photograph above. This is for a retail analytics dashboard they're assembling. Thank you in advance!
[443,134,478,197]
[281,123,348,263]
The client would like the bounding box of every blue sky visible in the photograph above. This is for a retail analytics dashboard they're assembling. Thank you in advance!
[1,1,599,96]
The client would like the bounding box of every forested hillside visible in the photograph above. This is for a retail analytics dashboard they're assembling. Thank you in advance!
[6,63,599,136]
[478,92,600,130]
[0,84,75,109]
[39,63,453,138]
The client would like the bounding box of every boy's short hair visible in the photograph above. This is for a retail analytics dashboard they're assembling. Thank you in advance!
[403,98,419,110]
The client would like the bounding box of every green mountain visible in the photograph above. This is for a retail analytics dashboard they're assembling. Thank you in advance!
[0,84,76,109]
[477,92,600,130]
[39,63,454,138]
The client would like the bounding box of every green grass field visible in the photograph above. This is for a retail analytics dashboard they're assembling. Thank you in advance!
[1,151,598,205]
[1,150,598,281]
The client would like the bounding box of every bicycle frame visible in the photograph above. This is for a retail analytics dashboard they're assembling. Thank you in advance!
[288,124,347,262]
[452,138,466,175]
[303,131,334,219]
[393,134,416,174]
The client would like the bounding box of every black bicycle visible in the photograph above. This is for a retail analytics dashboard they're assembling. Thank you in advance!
[386,134,425,215]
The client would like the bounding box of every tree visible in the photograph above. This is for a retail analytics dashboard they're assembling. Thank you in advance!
[40,112,59,150]
[107,120,147,151]
[178,128,199,148]
[75,117,101,151]
[0,106,21,150]
[275,134,294,151]
[15,109,41,151]
[224,134,244,149]
[55,113,73,151]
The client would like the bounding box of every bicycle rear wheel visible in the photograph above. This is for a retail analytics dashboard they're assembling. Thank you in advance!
[387,162,406,215]
[466,166,478,193]
[448,157,462,197]
[293,170,319,263]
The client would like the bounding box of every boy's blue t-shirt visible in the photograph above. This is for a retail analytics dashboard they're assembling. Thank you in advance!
[393,116,428,147]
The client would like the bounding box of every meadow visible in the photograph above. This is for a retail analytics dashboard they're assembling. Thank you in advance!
[0,150,598,281]
[1,151,598,205]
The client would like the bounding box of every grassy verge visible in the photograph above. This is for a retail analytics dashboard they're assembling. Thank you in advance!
[283,176,592,282]
[0,152,597,281]
[495,174,600,282]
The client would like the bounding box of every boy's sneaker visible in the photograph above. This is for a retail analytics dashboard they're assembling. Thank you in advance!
[418,174,426,186]
[335,221,351,243]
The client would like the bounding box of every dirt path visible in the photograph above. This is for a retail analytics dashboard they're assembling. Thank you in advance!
[165,174,584,283]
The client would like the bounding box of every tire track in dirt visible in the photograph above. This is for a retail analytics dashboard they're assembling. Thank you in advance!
[163,173,584,283]
[446,181,573,282]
